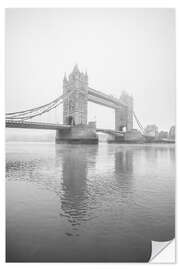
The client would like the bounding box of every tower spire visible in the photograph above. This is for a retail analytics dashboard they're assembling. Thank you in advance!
[63,72,67,82]
[73,64,80,73]
[85,69,88,81]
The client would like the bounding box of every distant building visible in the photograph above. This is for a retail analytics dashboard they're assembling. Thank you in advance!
[144,125,159,138]
[158,130,168,140]
[169,126,175,140]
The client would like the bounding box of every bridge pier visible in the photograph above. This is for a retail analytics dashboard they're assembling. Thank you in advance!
[107,134,125,143]
[106,130,144,143]
[56,122,98,144]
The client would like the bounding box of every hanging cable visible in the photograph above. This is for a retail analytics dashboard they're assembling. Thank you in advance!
[133,112,144,133]
[6,95,62,116]
[6,90,73,121]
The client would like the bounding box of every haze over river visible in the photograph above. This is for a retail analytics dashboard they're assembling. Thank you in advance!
[6,142,175,262]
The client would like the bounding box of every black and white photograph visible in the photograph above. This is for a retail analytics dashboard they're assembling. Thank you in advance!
[5,8,175,263]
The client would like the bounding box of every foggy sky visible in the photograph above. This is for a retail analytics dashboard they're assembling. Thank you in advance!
[6,8,176,132]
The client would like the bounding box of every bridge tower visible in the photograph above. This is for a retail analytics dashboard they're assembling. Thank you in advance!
[56,65,98,143]
[115,91,133,131]
[63,65,88,125]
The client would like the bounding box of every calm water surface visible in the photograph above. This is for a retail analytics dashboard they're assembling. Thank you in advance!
[6,142,175,262]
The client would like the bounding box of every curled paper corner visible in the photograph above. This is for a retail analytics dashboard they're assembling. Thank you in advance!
[150,239,175,263]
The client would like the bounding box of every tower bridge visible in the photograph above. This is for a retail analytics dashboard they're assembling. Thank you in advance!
[6,65,139,143]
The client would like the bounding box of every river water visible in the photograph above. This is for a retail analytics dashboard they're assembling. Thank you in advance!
[6,142,175,262]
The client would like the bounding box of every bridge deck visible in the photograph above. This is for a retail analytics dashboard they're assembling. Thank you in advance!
[6,120,124,136]
[96,129,124,136]
[6,120,71,130]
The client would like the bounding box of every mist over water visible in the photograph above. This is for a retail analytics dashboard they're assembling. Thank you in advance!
[6,142,175,262]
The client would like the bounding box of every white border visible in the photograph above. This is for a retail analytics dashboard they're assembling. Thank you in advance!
[0,0,179,269]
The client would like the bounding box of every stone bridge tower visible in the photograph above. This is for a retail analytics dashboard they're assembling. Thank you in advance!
[115,91,133,131]
[56,65,98,143]
[63,65,88,125]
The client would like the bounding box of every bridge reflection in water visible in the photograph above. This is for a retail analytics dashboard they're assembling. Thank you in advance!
[58,145,97,231]
[6,143,175,262]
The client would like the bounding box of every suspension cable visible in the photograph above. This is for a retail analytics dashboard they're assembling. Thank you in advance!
[6,95,62,116]
[133,111,144,133]
[6,90,74,121]
[8,100,64,121]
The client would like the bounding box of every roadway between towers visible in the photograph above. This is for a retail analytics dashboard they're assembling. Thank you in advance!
[88,87,127,109]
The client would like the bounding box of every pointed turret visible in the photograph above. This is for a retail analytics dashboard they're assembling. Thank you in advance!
[72,64,80,74]
[63,72,68,82]
[84,70,88,81]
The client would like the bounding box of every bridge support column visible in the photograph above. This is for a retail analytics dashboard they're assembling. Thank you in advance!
[63,65,88,126]
[56,122,98,144]
[115,92,133,132]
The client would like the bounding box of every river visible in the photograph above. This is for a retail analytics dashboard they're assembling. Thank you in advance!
[6,142,175,262]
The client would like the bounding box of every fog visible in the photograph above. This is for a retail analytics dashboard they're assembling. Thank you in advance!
[6,8,175,135]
